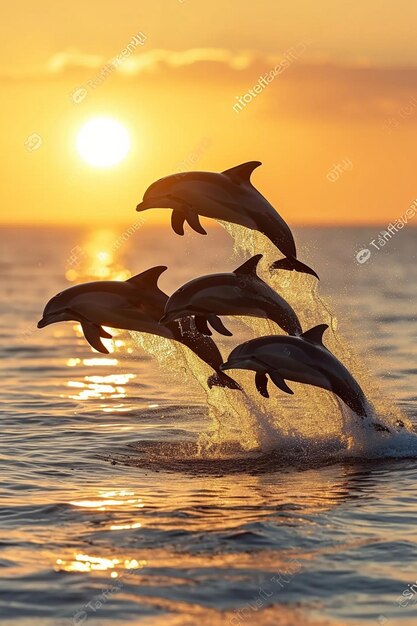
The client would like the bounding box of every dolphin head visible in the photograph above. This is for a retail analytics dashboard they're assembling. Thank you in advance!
[136,175,184,212]
[37,291,75,328]
[159,284,195,325]
[220,341,258,373]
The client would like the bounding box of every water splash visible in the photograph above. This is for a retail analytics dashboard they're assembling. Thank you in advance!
[129,223,416,465]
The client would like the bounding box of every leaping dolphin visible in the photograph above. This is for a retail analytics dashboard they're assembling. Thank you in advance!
[37,267,241,390]
[220,324,390,431]
[160,254,302,337]
[136,161,319,278]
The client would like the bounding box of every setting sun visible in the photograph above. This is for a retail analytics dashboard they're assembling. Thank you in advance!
[76,117,130,168]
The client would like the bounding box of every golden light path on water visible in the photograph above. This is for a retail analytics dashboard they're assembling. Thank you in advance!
[53,232,154,577]
[58,229,143,413]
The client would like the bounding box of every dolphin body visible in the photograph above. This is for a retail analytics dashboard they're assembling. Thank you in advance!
[220,324,390,431]
[37,267,241,390]
[160,254,302,337]
[136,161,318,278]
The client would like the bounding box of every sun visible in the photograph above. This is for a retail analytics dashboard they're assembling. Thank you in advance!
[76,117,131,168]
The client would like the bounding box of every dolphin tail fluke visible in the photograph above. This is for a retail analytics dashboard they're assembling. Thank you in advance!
[207,372,242,391]
[270,256,319,280]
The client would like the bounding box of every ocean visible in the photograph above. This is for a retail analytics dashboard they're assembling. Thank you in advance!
[2,223,417,626]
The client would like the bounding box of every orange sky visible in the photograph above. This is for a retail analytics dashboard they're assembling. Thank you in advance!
[2,0,417,226]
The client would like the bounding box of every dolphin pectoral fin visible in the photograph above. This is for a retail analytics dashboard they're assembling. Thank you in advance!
[81,322,110,354]
[98,326,113,338]
[185,212,207,235]
[207,315,233,337]
[194,315,212,336]
[171,210,186,236]
[222,161,262,185]
[269,371,294,395]
[270,257,319,280]
[255,372,269,398]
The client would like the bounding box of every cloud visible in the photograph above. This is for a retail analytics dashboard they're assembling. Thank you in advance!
[0,48,258,79]
[3,46,417,124]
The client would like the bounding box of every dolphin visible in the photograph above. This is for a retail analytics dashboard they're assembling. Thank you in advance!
[220,324,390,431]
[136,161,318,278]
[37,266,241,390]
[160,254,302,337]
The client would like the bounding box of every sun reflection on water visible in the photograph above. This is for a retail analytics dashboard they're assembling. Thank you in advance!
[56,489,147,575]
[65,229,132,283]
[70,489,144,511]
[65,372,136,402]
[55,554,146,575]
[61,230,140,411]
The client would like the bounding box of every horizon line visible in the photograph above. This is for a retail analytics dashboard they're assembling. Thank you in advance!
[1,221,417,229]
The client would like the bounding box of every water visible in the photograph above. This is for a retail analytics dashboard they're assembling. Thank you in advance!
[2,224,417,625]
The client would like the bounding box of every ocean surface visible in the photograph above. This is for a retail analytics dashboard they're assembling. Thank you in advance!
[2,224,417,626]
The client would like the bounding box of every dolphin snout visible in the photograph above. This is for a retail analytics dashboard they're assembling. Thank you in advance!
[219,361,232,371]
[136,197,162,211]
[37,312,61,328]
[136,196,173,211]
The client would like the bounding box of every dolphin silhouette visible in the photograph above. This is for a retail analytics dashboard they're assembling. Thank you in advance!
[136,161,318,278]
[37,267,241,390]
[220,324,390,431]
[160,254,302,337]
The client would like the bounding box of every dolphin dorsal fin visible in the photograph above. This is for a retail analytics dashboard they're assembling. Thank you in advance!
[127,266,167,292]
[222,161,262,185]
[234,254,263,276]
[301,324,329,345]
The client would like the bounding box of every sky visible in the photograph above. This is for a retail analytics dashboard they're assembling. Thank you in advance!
[2,0,417,226]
